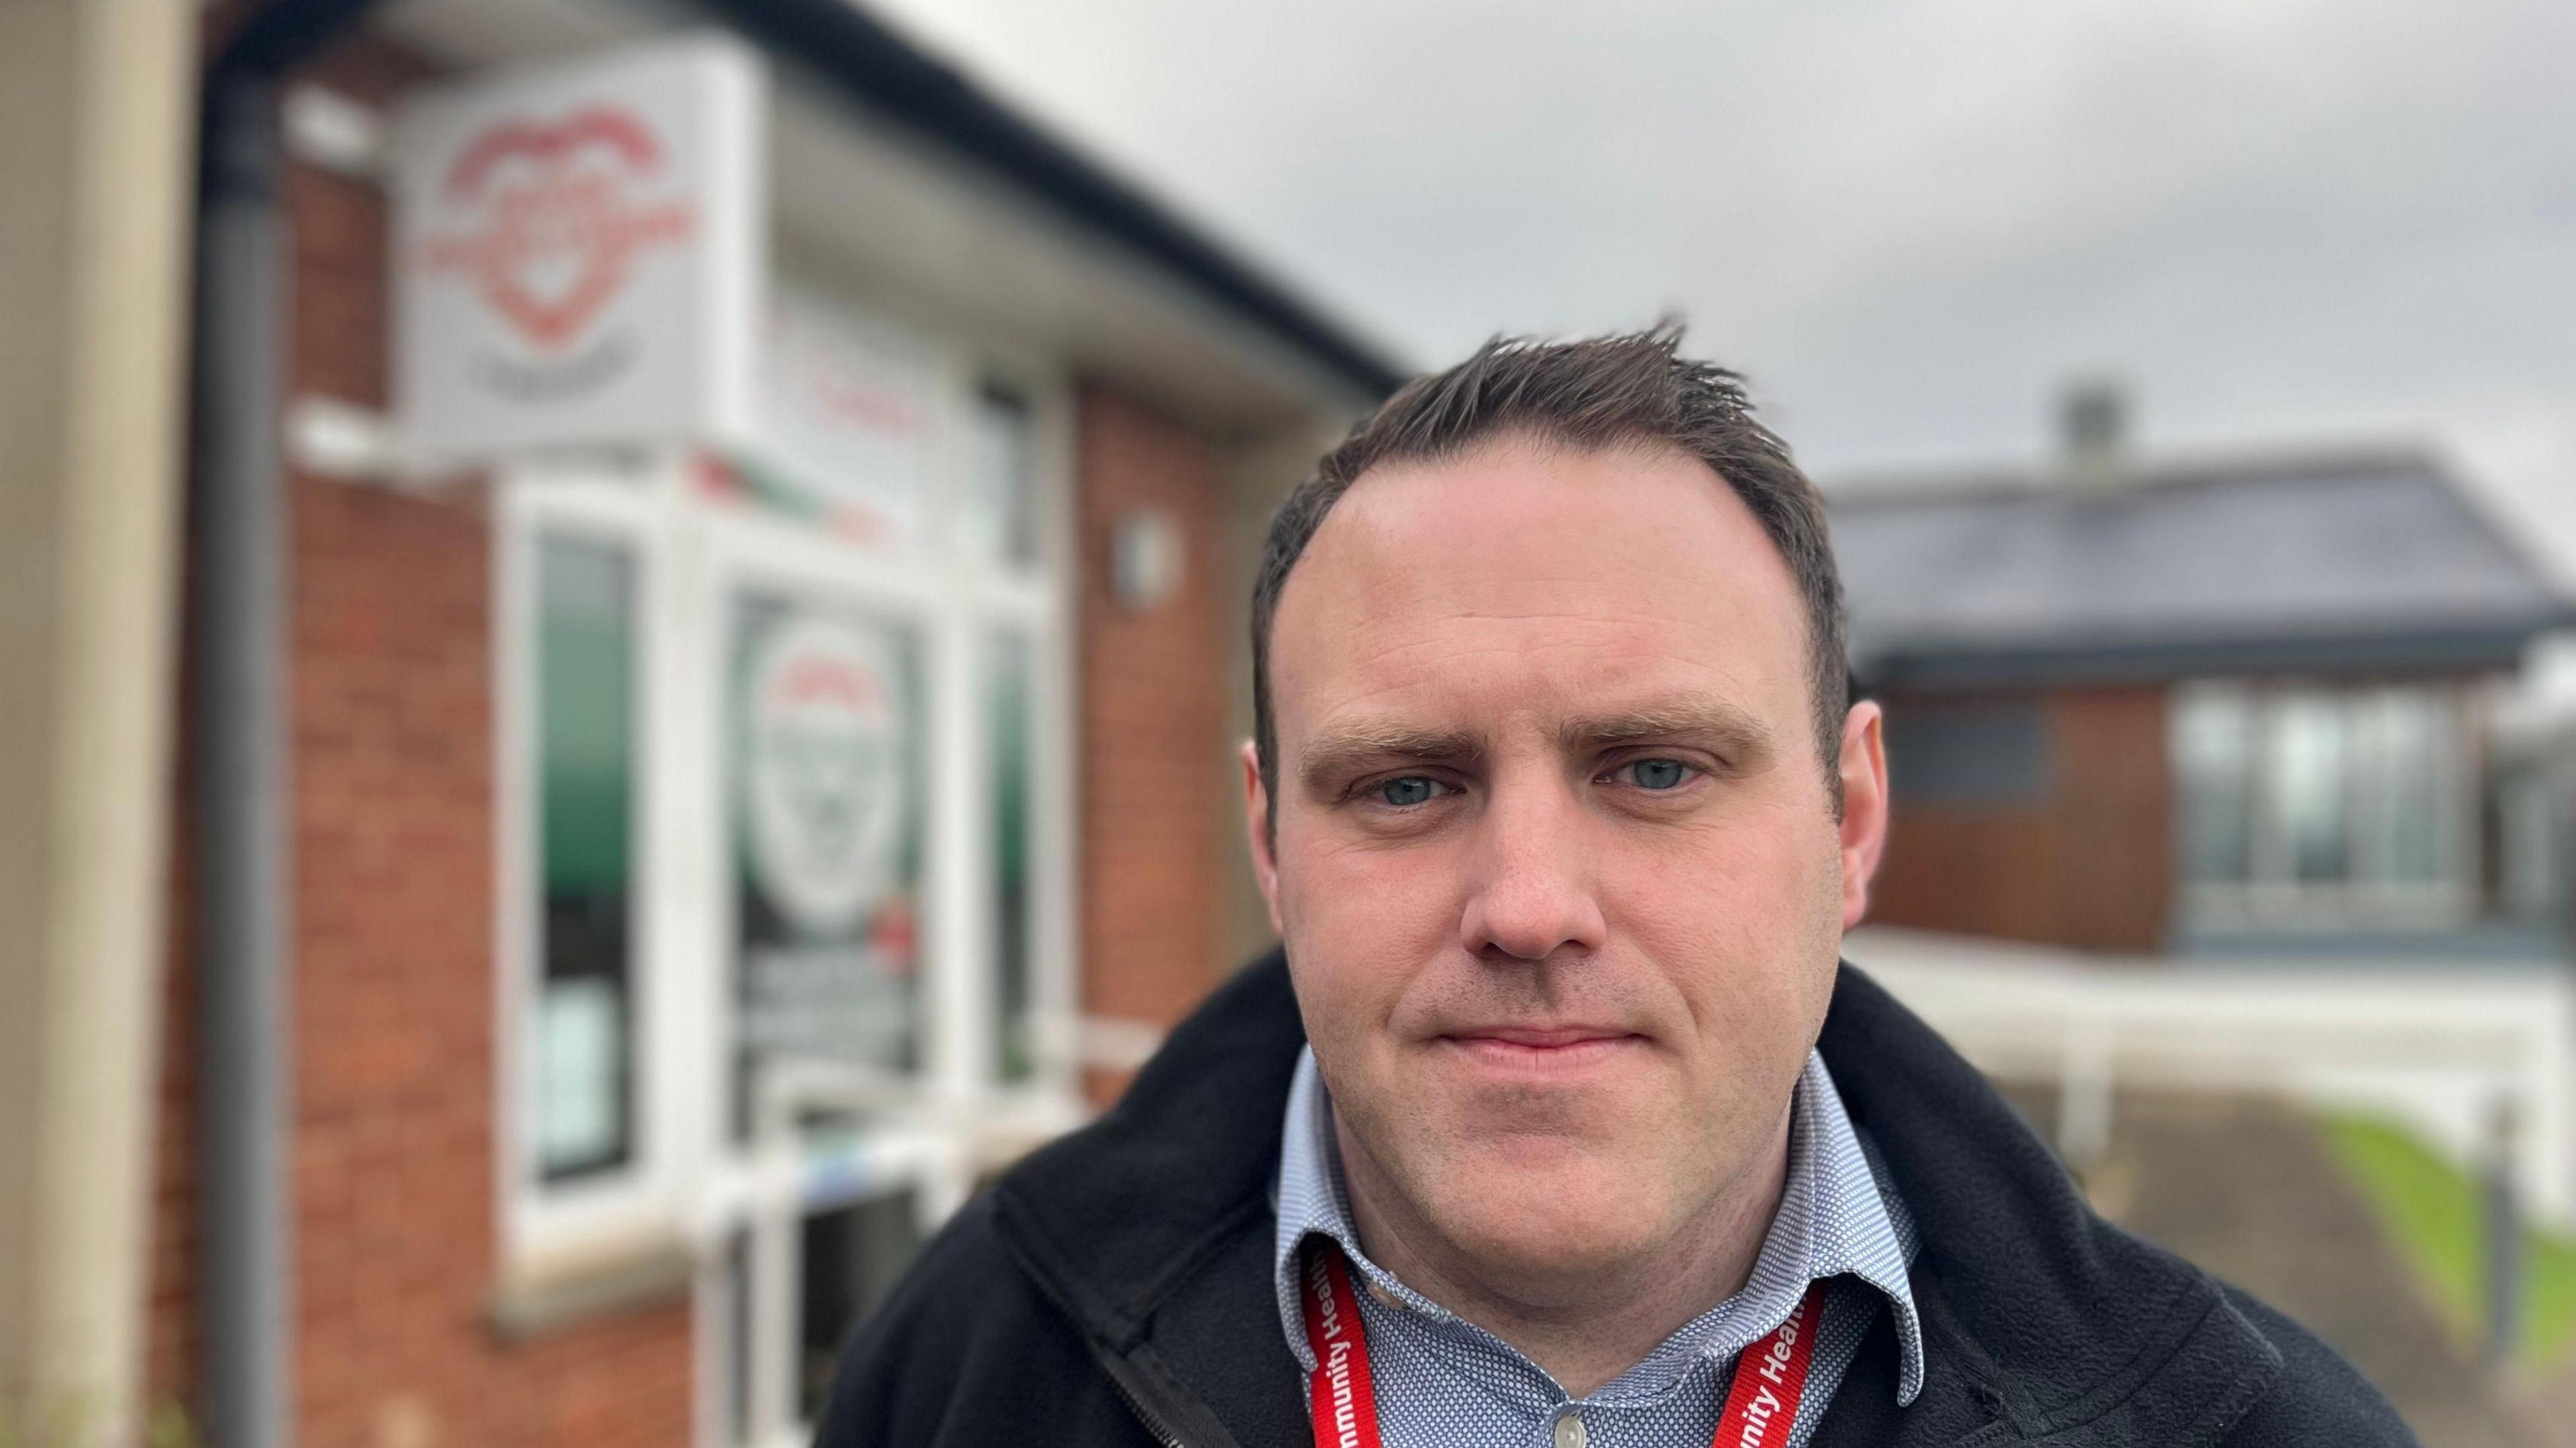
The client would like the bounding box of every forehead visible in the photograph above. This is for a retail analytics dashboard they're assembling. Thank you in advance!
[1268,435,1813,742]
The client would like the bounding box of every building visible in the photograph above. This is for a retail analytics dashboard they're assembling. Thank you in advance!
[1839,396,2576,958]
[1833,401,2576,1437]
[144,3,1398,1447]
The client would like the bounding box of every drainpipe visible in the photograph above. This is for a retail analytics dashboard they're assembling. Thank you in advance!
[193,68,294,1448]
[195,8,393,1441]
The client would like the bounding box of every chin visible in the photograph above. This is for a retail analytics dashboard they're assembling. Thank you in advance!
[1419,1149,1674,1281]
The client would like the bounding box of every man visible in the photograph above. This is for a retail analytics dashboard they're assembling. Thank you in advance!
[816,331,2414,1447]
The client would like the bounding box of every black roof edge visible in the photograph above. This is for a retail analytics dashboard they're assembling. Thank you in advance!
[205,0,1409,402]
[208,0,386,83]
[1853,614,2576,694]
[706,0,1403,401]
[1826,441,2447,511]
[200,0,388,213]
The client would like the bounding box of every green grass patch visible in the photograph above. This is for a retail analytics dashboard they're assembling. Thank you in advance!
[2322,1112,2576,1368]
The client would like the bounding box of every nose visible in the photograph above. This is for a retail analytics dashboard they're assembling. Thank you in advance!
[1457,771,1607,965]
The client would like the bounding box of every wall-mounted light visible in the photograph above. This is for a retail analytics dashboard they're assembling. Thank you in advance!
[1110,508,1183,611]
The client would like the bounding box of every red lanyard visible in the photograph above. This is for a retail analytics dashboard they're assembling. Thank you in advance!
[1298,1239,1827,1448]
[1709,1278,1825,1448]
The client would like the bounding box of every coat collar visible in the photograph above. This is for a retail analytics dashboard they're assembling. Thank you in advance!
[1812,966,2283,1447]
[993,951,2284,1447]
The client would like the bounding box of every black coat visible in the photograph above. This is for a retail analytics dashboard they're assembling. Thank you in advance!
[815,952,2419,1447]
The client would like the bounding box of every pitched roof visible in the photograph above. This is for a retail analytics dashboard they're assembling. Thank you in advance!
[705,0,1404,400]
[209,0,1407,404]
[1829,449,2573,689]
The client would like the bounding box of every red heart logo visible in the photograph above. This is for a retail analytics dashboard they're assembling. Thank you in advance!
[421,107,696,352]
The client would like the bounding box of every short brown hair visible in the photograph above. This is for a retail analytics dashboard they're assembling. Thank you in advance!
[1250,325,1849,830]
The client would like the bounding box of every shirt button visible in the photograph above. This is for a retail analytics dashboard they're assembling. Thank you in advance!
[1552,1408,1589,1448]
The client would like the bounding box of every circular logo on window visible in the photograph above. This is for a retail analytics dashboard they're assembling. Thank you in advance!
[743,615,906,937]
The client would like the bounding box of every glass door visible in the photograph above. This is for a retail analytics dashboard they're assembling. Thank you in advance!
[667,330,1077,1448]
[694,516,973,1447]
[500,342,1078,1448]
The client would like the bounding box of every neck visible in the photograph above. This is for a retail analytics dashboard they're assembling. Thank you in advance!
[1331,1107,1792,1398]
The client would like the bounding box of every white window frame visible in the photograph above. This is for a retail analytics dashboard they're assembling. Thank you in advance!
[494,453,698,1270]
[2173,678,2480,933]
[492,315,1082,1448]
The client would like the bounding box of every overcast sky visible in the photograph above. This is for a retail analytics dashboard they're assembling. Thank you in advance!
[871,0,2576,576]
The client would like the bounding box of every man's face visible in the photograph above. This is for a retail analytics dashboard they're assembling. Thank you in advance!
[1245,434,1888,1292]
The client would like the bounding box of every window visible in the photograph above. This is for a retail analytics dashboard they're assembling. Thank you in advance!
[961,386,1038,569]
[501,467,683,1258]
[2175,685,2253,885]
[2173,681,2471,929]
[2266,693,2349,883]
[532,537,642,1182]
[2497,758,2565,923]
[987,630,1037,1081]
[2359,689,2445,884]
[1884,702,2049,805]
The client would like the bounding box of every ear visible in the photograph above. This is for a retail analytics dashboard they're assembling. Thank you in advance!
[1240,739,1286,936]
[1836,701,1890,932]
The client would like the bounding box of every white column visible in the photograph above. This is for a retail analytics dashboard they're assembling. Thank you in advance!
[0,0,198,1441]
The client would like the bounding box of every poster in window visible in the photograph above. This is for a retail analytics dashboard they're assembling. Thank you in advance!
[731,596,925,1133]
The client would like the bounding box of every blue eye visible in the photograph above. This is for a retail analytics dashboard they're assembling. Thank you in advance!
[1377,776,1444,807]
[1626,759,1690,790]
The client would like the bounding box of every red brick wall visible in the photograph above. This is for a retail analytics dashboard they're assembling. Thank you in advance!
[148,628,201,1425]
[1075,388,1232,1099]
[148,37,693,1448]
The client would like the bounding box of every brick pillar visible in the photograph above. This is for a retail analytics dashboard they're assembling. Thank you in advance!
[1075,388,1230,1101]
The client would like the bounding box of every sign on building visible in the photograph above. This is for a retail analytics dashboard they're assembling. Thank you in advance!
[393,35,765,463]
[734,286,943,549]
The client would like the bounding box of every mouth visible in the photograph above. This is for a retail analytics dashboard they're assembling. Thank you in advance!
[1435,1026,1646,1073]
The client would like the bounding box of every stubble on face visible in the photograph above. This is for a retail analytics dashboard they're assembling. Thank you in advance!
[1256,435,1854,1331]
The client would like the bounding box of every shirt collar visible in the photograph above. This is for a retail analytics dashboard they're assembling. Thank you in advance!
[1271,1045,1927,1406]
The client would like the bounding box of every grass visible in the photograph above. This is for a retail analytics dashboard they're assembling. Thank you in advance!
[2322,1112,2576,1369]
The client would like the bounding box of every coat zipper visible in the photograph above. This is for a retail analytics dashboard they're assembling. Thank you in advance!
[1101,1357,1192,1448]
[996,1213,1224,1448]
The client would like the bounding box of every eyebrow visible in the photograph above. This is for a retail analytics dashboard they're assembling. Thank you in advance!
[1293,695,1777,797]
[1296,723,1485,795]
[1558,696,1777,763]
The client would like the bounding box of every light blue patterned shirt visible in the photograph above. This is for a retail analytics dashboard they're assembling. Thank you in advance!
[1272,1048,1924,1448]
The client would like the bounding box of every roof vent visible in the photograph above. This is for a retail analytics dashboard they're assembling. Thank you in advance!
[2058,379,2128,491]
